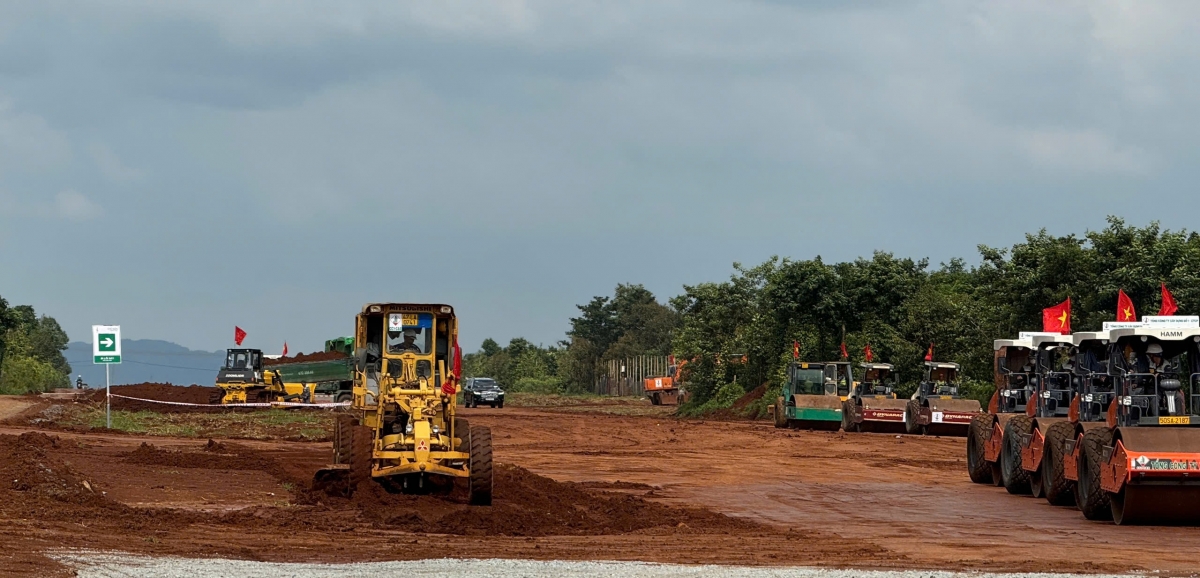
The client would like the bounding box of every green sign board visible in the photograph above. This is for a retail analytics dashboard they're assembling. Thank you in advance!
[92,325,122,365]
[94,355,121,364]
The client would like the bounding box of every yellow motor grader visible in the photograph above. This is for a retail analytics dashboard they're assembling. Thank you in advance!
[315,303,492,505]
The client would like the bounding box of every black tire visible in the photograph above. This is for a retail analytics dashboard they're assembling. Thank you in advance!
[841,401,853,433]
[490,402,497,408]
[1077,427,1114,521]
[497,400,504,408]
[348,425,373,492]
[333,415,358,464]
[1042,421,1076,506]
[454,417,470,450]
[905,399,924,435]
[335,392,352,404]
[774,397,787,428]
[468,426,493,506]
[651,393,661,406]
[1001,415,1032,495]
[966,413,994,484]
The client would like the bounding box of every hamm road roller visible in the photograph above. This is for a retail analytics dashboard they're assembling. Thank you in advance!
[905,361,981,436]
[774,361,850,431]
[968,336,1038,485]
[842,363,907,433]
[315,303,493,505]
[1081,325,1200,524]
[1055,331,1117,514]
[1002,333,1076,499]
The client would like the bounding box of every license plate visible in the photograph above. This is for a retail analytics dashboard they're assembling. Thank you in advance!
[1159,416,1191,425]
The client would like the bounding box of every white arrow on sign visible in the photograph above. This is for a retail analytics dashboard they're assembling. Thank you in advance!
[101,337,114,348]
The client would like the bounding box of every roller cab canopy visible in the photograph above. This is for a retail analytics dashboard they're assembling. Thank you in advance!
[1105,327,1200,428]
[855,363,897,398]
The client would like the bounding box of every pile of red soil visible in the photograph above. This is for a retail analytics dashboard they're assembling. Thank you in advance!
[122,440,299,483]
[328,464,758,537]
[264,351,348,366]
[89,383,226,412]
[705,383,770,421]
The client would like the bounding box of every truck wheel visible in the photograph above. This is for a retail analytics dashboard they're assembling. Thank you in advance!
[469,426,493,506]
[348,425,373,492]
[1001,415,1032,495]
[497,400,504,408]
[490,402,497,408]
[966,413,993,484]
[904,399,924,435]
[335,392,352,405]
[1042,421,1076,506]
[1077,428,1114,520]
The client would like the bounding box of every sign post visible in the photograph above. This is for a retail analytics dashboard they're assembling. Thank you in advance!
[92,325,122,429]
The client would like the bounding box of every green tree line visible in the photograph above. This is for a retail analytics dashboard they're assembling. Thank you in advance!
[0,296,72,394]
[465,218,1200,407]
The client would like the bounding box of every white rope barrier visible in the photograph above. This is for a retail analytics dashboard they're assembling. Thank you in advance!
[107,394,350,409]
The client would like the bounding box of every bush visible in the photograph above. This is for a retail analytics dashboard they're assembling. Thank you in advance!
[510,376,564,395]
[677,380,746,417]
[0,354,66,394]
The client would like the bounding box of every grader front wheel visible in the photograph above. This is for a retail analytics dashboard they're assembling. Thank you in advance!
[468,425,493,506]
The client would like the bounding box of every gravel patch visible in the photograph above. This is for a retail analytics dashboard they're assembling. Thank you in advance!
[52,552,1135,578]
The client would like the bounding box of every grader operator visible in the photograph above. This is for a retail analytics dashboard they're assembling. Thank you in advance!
[316,303,492,505]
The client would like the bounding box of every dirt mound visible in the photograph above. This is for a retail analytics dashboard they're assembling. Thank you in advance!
[729,384,768,412]
[0,432,126,518]
[264,351,348,366]
[90,383,226,413]
[328,464,759,537]
[122,440,294,480]
[704,383,770,420]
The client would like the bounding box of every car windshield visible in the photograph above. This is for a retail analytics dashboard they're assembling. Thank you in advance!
[473,379,499,390]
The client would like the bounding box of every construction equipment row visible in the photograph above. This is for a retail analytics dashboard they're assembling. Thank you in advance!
[968,317,1200,525]
[773,359,982,435]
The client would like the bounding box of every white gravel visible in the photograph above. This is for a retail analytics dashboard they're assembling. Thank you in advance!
[51,552,1136,578]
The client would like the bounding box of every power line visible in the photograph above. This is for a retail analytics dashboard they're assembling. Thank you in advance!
[67,358,217,372]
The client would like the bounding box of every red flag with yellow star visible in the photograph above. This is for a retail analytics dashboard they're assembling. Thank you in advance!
[1160,283,1179,316]
[1116,290,1136,322]
[1043,298,1071,335]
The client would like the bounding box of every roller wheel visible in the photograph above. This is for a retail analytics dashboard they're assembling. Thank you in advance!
[468,425,493,506]
[1077,427,1113,521]
[905,399,924,435]
[1001,415,1032,495]
[333,415,358,464]
[348,425,373,492]
[1042,421,1077,506]
[841,401,853,432]
[966,413,994,484]
[774,397,787,428]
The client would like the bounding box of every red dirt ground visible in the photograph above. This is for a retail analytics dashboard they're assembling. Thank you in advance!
[3,403,1200,575]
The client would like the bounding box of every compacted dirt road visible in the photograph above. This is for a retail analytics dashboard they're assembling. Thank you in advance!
[2,402,1199,575]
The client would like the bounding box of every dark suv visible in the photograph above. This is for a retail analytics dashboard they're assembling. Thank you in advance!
[463,377,505,408]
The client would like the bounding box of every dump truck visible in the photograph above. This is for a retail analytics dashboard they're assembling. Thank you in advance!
[1002,333,1076,498]
[1079,326,1200,524]
[316,304,492,505]
[216,337,355,404]
[842,363,907,433]
[1051,331,1116,513]
[968,337,1037,485]
[905,361,980,436]
[773,361,850,431]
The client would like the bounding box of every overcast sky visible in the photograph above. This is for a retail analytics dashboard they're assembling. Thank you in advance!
[3,1,1200,353]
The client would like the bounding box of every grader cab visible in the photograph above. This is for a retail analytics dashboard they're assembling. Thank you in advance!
[316,303,492,505]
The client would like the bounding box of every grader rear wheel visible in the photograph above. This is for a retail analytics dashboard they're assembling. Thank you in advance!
[468,425,493,506]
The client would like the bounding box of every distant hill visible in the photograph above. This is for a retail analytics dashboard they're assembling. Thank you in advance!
[65,340,225,387]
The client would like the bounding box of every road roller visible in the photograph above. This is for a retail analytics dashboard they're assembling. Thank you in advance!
[1081,326,1200,525]
[1058,331,1117,515]
[773,361,850,431]
[905,361,980,436]
[842,363,907,433]
[1004,333,1076,499]
[969,336,1037,485]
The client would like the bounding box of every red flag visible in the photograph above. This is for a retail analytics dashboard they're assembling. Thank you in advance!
[839,342,848,360]
[282,342,288,357]
[792,341,799,360]
[1117,290,1137,322]
[1042,298,1071,335]
[864,344,873,363]
[1160,283,1179,316]
[924,343,934,362]
[441,340,462,397]
[234,326,247,345]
